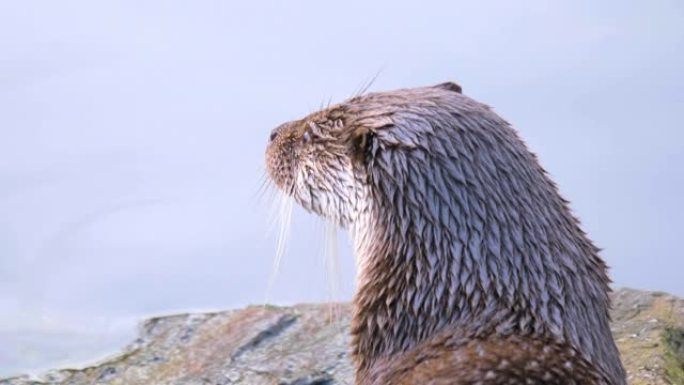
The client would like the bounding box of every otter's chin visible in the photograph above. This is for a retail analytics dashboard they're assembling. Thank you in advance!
[265,146,295,193]
[297,198,353,229]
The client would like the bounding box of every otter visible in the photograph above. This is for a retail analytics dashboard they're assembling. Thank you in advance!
[265,82,625,384]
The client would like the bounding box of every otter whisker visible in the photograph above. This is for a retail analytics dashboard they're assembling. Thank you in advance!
[324,219,341,322]
[265,190,294,304]
[261,171,287,239]
[351,69,383,99]
[254,171,276,204]
[264,185,284,237]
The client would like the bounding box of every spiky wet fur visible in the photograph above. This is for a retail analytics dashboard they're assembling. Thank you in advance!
[265,82,625,384]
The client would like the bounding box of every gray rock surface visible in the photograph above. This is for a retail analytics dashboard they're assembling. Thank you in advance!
[2,289,683,385]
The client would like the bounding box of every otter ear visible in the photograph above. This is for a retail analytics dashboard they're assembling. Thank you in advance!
[433,81,462,94]
[350,126,375,163]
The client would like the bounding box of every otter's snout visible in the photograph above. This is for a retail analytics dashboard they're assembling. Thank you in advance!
[268,125,282,143]
[265,122,298,192]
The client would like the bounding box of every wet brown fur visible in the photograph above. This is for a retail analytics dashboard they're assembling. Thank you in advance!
[364,334,610,385]
[265,82,625,384]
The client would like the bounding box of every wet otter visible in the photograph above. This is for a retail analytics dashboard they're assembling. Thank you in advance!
[265,82,625,384]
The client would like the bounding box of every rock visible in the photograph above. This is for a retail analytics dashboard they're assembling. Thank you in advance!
[611,289,684,384]
[2,289,683,385]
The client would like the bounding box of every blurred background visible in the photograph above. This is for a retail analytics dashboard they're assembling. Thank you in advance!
[1,0,682,378]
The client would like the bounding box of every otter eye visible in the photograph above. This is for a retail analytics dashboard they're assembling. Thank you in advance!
[302,130,312,144]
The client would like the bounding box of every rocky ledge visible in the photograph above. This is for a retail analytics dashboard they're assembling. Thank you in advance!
[2,288,683,385]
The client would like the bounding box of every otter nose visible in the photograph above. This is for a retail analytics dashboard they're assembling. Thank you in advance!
[269,124,286,143]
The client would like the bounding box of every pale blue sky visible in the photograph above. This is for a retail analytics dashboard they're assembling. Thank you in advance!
[1,0,682,377]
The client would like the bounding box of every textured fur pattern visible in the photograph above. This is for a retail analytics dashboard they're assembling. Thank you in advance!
[364,333,612,385]
[265,82,625,384]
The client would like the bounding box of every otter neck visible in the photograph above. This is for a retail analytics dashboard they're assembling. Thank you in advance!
[349,201,526,372]
[347,154,617,380]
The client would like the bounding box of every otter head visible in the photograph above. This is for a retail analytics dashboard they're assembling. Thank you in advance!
[265,105,370,227]
[265,81,463,228]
